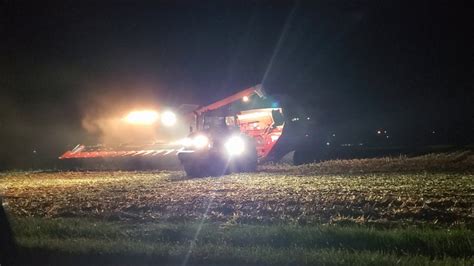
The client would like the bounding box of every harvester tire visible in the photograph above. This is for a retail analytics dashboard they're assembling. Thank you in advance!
[182,155,228,178]
[232,144,258,173]
[182,161,203,177]
[241,148,258,172]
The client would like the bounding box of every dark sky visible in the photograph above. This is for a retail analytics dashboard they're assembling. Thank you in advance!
[0,0,473,167]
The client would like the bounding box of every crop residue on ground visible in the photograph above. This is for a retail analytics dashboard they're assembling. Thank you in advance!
[1,169,472,225]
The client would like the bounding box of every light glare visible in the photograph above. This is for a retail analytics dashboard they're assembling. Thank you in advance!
[161,111,177,127]
[193,135,209,149]
[225,136,245,156]
[124,110,159,125]
[179,137,193,147]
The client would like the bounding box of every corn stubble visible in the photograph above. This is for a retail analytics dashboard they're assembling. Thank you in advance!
[1,153,472,226]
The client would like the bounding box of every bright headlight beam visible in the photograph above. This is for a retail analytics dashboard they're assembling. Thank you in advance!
[124,110,159,125]
[193,135,209,149]
[225,136,245,156]
[161,110,177,127]
[178,137,193,147]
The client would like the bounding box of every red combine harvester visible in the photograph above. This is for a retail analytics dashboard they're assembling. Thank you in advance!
[59,84,287,175]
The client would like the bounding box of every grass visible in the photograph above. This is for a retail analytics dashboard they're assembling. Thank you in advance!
[10,217,474,265]
[1,152,473,265]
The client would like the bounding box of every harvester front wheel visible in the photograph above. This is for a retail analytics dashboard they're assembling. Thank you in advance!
[182,161,203,177]
[181,154,228,178]
[231,144,258,173]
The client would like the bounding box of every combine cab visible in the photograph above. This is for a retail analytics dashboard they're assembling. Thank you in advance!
[60,84,291,174]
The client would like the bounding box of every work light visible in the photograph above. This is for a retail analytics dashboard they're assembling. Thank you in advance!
[124,110,159,125]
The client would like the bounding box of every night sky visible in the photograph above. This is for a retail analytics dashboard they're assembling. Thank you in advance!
[1,0,473,168]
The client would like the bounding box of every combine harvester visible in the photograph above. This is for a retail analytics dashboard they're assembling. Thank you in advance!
[60,85,306,176]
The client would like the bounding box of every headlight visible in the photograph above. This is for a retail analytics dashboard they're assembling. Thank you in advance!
[225,136,245,156]
[193,135,209,149]
[161,111,177,127]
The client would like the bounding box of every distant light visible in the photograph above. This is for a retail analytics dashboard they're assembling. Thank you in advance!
[384,130,387,134]
[326,142,330,146]
[124,110,159,125]
[332,133,336,137]
[432,130,436,134]
[242,96,249,102]
[306,117,310,120]
[377,130,382,134]
[359,143,364,146]
[161,111,177,127]
[386,135,390,139]
[291,117,300,122]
